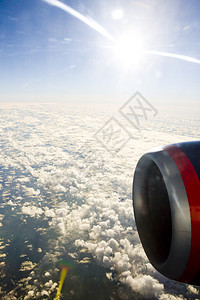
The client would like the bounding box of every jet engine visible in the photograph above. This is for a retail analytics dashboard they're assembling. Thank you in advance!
[132,141,200,285]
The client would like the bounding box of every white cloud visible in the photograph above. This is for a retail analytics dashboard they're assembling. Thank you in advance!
[123,275,164,298]
[19,261,37,272]
[187,285,199,295]
[183,25,191,31]
[44,207,56,218]
[0,104,198,299]
[25,187,40,196]
[41,290,49,296]
[22,205,43,217]
[159,294,184,300]
[7,200,15,206]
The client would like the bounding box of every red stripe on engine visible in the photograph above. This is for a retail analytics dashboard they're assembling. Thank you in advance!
[165,145,200,283]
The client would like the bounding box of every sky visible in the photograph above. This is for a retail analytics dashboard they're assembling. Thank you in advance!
[0,0,200,107]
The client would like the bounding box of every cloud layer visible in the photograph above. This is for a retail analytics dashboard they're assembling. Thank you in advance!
[0,103,199,299]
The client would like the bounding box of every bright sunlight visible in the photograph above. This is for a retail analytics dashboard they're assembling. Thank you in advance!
[113,32,145,68]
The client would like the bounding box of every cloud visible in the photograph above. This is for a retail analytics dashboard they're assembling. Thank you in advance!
[123,275,164,298]
[187,285,199,295]
[159,294,184,300]
[44,207,56,218]
[0,103,199,299]
[22,205,43,217]
[19,261,37,272]
[183,25,191,31]
[25,187,40,196]
[24,290,35,300]
[6,200,15,206]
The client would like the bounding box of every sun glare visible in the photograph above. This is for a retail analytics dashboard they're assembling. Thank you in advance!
[113,33,145,68]
[112,9,124,20]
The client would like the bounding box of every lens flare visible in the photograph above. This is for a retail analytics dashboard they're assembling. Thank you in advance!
[43,0,200,66]
[43,0,114,42]
[54,261,74,300]
[54,267,68,300]
[145,50,200,64]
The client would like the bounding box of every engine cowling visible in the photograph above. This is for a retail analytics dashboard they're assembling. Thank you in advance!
[132,141,200,285]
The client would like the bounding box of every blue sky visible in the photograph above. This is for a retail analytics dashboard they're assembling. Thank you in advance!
[0,0,200,107]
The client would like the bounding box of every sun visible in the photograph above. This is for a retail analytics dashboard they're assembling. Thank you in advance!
[111,9,124,20]
[112,32,145,68]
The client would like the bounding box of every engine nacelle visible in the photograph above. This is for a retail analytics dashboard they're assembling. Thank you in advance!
[132,141,200,285]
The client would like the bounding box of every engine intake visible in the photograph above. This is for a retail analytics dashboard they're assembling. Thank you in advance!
[133,141,200,284]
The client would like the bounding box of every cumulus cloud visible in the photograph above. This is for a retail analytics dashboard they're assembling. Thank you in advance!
[44,207,56,218]
[19,261,37,272]
[123,275,164,298]
[187,285,199,295]
[159,294,184,300]
[0,104,199,299]
[7,200,15,206]
[22,205,43,217]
